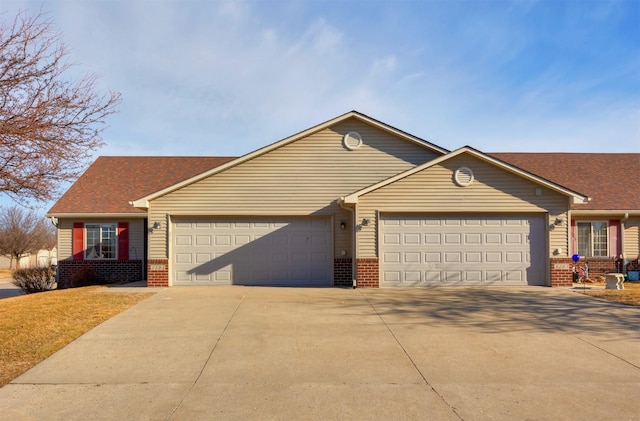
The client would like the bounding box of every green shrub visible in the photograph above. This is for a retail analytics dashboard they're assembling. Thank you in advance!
[12,267,57,294]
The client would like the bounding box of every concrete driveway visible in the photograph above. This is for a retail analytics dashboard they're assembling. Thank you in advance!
[0,286,638,420]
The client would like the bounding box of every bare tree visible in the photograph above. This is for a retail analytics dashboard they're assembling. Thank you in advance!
[0,205,55,269]
[0,10,121,204]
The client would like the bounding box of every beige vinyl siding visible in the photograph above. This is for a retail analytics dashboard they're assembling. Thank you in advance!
[56,218,144,260]
[624,216,639,260]
[148,118,441,259]
[357,154,570,257]
[57,219,73,259]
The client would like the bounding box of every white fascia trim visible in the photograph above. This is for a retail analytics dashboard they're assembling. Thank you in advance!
[45,213,148,219]
[343,146,590,204]
[571,210,640,217]
[167,210,331,216]
[130,111,449,208]
[130,199,149,210]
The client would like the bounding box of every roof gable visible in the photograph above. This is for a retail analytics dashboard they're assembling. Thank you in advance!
[47,156,235,216]
[343,147,589,204]
[131,111,449,208]
[490,153,640,211]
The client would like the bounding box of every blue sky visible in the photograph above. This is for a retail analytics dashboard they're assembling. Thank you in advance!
[2,0,639,209]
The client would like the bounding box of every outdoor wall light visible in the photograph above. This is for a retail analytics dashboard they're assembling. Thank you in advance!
[152,221,161,229]
[340,221,346,230]
[361,218,370,226]
[554,217,565,226]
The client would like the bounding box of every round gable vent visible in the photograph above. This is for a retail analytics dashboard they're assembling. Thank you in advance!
[343,131,363,150]
[454,167,474,187]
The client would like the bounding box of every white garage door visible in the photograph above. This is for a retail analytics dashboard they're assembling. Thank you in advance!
[380,214,546,286]
[172,217,332,286]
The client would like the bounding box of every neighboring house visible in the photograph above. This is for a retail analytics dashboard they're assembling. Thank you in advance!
[0,248,57,270]
[46,111,640,288]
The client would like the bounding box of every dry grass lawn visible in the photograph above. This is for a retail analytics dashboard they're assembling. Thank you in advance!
[580,281,640,307]
[0,286,152,387]
[0,269,13,278]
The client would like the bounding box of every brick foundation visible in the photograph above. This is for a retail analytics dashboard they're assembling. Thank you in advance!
[333,258,353,287]
[551,257,618,287]
[356,257,379,288]
[147,259,169,287]
[578,257,616,278]
[58,259,143,288]
[550,257,574,287]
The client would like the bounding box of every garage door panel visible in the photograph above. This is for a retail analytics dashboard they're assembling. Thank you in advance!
[175,235,192,246]
[425,252,440,262]
[505,233,523,244]
[405,271,421,282]
[175,253,192,264]
[485,233,501,244]
[384,233,400,245]
[425,271,441,282]
[486,271,502,282]
[195,273,211,282]
[465,233,482,244]
[381,214,545,286]
[385,271,401,282]
[466,252,482,263]
[405,252,421,263]
[424,233,440,244]
[195,253,211,263]
[195,236,211,246]
[383,252,400,263]
[506,252,523,263]
[465,271,482,282]
[444,271,462,282]
[173,217,331,286]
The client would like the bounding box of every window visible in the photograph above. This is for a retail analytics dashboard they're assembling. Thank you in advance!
[85,224,117,259]
[577,222,607,257]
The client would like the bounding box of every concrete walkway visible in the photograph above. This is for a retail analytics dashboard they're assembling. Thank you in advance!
[0,286,638,420]
[0,280,23,299]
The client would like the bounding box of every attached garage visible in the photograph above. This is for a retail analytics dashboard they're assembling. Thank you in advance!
[172,217,332,286]
[380,214,546,286]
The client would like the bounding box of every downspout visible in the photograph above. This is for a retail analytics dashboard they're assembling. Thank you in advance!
[621,212,629,262]
[338,197,357,289]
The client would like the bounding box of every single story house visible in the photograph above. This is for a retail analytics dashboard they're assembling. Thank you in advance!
[47,111,640,288]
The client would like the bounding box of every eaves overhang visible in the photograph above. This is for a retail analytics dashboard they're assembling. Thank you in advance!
[343,146,591,205]
[130,111,450,208]
[571,210,640,216]
[45,212,148,219]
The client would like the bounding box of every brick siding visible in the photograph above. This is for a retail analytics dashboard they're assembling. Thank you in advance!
[551,256,620,287]
[356,257,379,288]
[333,258,353,287]
[579,257,617,277]
[58,259,143,288]
[550,257,574,287]
[147,259,169,287]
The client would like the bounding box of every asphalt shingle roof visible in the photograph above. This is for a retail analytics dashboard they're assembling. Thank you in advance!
[490,153,640,211]
[49,152,639,215]
[48,156,236,214]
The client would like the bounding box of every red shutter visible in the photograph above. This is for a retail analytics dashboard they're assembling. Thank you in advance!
[73,223,84,261]
[609,220,621,258]
[118,222,129,260]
